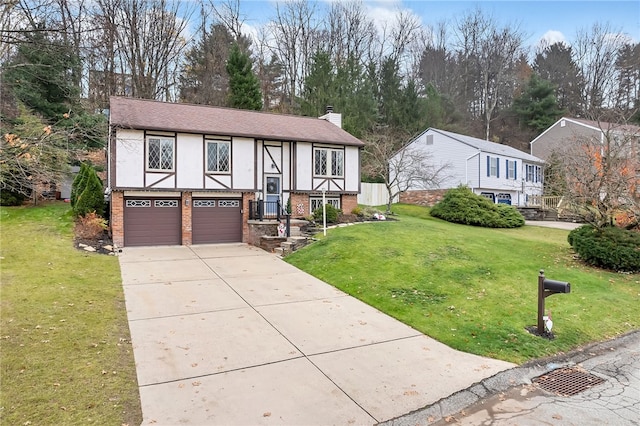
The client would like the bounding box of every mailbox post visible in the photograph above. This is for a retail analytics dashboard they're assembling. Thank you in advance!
[537,270,570,335]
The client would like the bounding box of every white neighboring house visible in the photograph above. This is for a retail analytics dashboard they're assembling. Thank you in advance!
[391,128,545,206]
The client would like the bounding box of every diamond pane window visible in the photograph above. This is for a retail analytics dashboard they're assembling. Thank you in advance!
[147,137,174,171]
[331,150,344,176]
[314,149,327,175]
[207,141,231,173]
[315,148,343,177]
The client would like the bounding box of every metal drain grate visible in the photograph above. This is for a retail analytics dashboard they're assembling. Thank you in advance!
[533,367,605,396]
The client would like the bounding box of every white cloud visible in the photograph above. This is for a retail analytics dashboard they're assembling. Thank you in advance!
[538,30,567,46]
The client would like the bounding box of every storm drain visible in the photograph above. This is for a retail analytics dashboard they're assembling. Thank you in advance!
[533,367,605,396]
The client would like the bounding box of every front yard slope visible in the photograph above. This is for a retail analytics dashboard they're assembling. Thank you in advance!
[285,204,639,364]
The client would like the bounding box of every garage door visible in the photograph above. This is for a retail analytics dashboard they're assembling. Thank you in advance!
[124,198,181,246]
[192,199,242,244]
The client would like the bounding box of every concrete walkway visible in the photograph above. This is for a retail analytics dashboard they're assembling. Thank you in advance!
[119,244,515,425]
[525,220,582,231]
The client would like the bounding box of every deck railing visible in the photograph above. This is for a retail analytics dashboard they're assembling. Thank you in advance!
[527,195,562,210]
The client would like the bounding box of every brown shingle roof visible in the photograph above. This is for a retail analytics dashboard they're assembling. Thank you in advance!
[109,97,364,147]
[568,118,640,135]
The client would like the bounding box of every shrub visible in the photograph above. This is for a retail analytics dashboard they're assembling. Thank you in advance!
[0,190,27,206]
[74,168,105,217]
[74,211,108,240]
[568,225,640,272]
[351,206,363,217]
[313,203,340,223]
[430,186,524,228]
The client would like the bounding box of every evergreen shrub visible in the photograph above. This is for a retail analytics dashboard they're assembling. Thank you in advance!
[74,166,104,217]
[430,186,525,228]
[313,204,340,223]
[568,225,640,272]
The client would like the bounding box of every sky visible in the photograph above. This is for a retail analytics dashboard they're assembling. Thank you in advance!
[232,0,639,48]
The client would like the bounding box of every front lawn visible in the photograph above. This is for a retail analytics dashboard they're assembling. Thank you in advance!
[286,204,639,364]
[0,202,141,425]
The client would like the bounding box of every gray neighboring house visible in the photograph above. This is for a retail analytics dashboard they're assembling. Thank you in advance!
[530,117,640,161]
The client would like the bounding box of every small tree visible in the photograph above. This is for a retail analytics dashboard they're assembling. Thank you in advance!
[363,127,449,213]
[71,163,89,208]
[74,166,104,217]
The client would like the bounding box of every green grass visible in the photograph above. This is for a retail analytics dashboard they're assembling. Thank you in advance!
[286,204,639,364]
[0,202,141,425]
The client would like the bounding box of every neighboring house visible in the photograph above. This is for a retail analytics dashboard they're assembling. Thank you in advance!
[392,128,544,206]
[107,97,363,247]
[530,117,640,161]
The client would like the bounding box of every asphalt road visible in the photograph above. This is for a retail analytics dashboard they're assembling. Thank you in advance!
[383,330,640,426]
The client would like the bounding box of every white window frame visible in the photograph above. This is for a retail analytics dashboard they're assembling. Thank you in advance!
[146,136,175,171]
[506,160,516,180]
[489,157,498,177]
[525,164,542,183]
[206,140,231,173]
[314,147,344,178]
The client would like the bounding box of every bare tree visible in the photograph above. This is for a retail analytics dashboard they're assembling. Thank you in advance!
[454,9,526,140]
[268,0,320,108]
[574,22,628,114]
[324,0,375,66]
[363,127,448,212]
[91,0,190,101]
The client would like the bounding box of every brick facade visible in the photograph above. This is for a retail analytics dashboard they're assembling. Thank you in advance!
[341,194,358,214]
[289,192,310,218]
[398,189,448,207]
[110,191,124,247]
[181,192,192,245]
[242,192,255,242]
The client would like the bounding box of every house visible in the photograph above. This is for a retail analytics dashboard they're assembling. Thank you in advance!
[392,128,544,206]
[530,117,640,161]
[530,117,640,221]
[107,97,364,247]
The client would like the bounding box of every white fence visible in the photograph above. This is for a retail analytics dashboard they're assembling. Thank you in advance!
[358,182,393,206]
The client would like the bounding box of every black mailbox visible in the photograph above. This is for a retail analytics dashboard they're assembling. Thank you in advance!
[543,279,570,294]
[537,270,571,336]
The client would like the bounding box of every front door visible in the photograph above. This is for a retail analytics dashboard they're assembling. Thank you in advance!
[265,176,281,216]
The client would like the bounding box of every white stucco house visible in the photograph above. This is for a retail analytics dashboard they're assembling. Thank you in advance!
[107,97,363,247]
[391,128,545,206]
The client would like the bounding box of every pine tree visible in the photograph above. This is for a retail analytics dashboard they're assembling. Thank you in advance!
[513,74,564,132]
[226,43,262,110]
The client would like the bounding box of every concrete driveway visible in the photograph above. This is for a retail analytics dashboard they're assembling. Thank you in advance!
[119,243,515,425]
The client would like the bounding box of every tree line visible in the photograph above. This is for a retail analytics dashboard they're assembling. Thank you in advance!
[1,0,639,200]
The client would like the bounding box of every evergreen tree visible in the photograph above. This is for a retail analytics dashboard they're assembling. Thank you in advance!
[71,163,90,208]
[226,43,263,110]
[2,28,80,122]
[301,51,335,117]
[533,42,584,116]
[179,24,235,105]
[513,74,564,132]
[74,166,105,217]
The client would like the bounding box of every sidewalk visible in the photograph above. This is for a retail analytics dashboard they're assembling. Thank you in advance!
[118,243,515,425]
